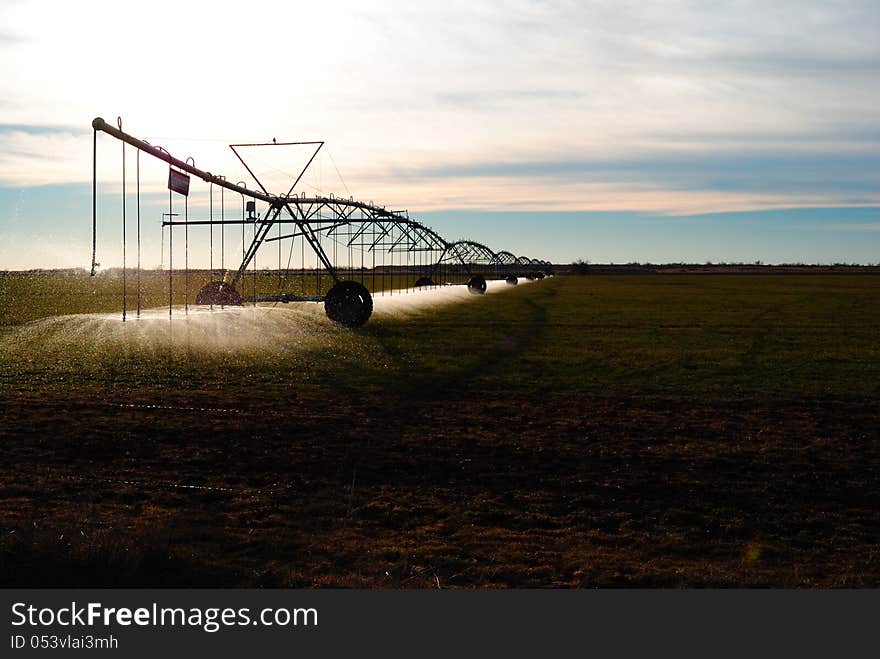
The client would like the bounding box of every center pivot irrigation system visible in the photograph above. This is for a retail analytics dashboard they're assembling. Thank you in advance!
[91,117,552,327]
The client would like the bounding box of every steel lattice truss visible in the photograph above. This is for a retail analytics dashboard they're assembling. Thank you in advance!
[90,117,553,326]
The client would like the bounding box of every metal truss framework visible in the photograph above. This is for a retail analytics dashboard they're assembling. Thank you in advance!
[90,117,552,324]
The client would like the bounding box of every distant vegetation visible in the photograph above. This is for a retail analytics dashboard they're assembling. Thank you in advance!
[571,258,591,274]
[563,261,880,275]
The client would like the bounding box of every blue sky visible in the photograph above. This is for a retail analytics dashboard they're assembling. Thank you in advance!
[1,0,879,267]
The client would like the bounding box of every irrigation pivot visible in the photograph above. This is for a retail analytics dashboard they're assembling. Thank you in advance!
[91,116,551,326]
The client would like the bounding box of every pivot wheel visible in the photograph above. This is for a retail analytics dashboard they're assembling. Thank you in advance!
[505,274,518,286]
[467,275,487,295]
[195,281,242,306]
[324,280,373,327]
[414,276,436,287]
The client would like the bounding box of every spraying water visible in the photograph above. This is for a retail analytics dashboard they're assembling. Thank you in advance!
[371,277,525,318]
[0,278,531,362]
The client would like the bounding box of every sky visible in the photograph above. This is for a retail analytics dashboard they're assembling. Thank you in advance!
[0,0,878,268]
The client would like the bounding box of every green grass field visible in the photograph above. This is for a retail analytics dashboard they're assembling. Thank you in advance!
[0,272,878,586]
[0,268,450,326]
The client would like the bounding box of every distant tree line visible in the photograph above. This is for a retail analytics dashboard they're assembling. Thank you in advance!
[567,259,879,273]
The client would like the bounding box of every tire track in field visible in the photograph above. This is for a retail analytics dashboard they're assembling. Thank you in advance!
[372,283,557,408]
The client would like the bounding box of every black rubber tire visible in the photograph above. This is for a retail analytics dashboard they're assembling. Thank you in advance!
[324,281,373,327]
[505,275,518,286]
[414,276,436,287]
[467,275,487,295]
[194,281,243,306]
[535,272,545,280]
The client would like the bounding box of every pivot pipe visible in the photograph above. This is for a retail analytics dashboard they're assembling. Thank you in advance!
[92,117,274,205]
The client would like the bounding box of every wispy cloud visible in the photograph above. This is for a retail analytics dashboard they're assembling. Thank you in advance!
[825,223,880,232]
[0,123,86,136]
[0,31,25,46]
[387,150,880,201]
[435,88,582,110]
[645,127,880,149]
[0,130,91,186]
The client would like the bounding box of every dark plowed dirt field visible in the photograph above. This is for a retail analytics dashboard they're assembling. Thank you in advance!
[1,273,878,586]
